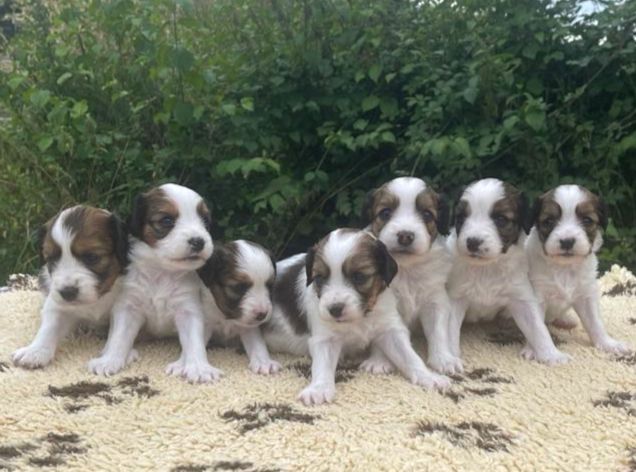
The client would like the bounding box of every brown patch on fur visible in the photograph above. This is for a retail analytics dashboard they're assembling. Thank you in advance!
[135,187,179,246]
[414,421,514,452]
[576,198,602,245]
[40,217,61,271]
[196,200,211,230]
[491,183,527,252]
[366,185,400,235]
[453,199,470,234]
[534,189,561,243]
[415,188,441,240]
[270,258,308,335]
[221,403,319,434]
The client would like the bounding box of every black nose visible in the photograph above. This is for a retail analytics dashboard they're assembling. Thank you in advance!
[466,237,483,253]
[328,303,345,319]
[397,231,415,247]
[559,238,575,250]
[59,286,79,301]
[255,311,268,322]
[188,237,205,253]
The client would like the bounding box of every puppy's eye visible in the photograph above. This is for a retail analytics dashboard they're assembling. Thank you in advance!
[313,274,325,286]
[581,216,594,226]
[351,272,369,285]
[378,208,392,221]
[493,215,509,228]
[421,210,434,223]
[158,216,175,229]
[229,282,250,297]
[81,252,101,265]
[542,217,556,228]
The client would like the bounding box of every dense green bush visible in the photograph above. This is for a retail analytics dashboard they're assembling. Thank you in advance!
[1,0,634,282]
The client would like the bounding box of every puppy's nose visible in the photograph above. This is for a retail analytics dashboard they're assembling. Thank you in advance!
[254,311,268,322]
[559,238,575,250]
[328,303,345,319]
[59,286,79,301]
[397,231,415,247]
[188,237,205,253]
[466,237,483,253]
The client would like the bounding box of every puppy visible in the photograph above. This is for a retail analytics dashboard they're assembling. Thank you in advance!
[198,239,281,374]
[362,177,462,374]
[265,228,450,406]
[526,184,630,353]
[88,183,219,382]
[13,206,127,368]
[446,178,569,365]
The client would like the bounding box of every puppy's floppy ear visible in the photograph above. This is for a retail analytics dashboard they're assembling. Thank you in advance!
[451,185,466,229]
[268,251,277,276]
[531,194,543,228]
[436,193,450,235]
[109,213,129,268]
[198,243,229,288]
[374,239,398,286]
[518,192,534,234]
[305,245,317,286]
[127,193,147,239]
[596,195,609,230]
[36,221,51,266]
[360,188,377,226]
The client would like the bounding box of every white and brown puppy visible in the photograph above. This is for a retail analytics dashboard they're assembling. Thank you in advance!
[88,183,219,382]
[13,206,127,368]
[198,240,281,374]
[264,228,450,406]
[526,184,630,353]
[362,177,462,375]
[446,178,570,365]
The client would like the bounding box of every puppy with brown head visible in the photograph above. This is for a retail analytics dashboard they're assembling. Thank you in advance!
[88,183,220,383]
[198,240,280,374]
[361,177,461,375]
[264,228,450,406]
[13,205,127,368]
[526,184,630,353]
[446,178,570,365]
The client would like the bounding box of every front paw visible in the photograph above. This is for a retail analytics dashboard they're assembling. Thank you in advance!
[410,370,451,391]
[88,356,128,376]
[427,352,464,375]
[359,356,395,375]
[166,360,223,383]
[520,346,571,365]
[12,345,54,369]
[596,338,631,355]
[249,358,282,375]
[298,383,336,406]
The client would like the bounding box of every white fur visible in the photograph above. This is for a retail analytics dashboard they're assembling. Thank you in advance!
[446,179,570,365]
[88,184,220,383]
[266,229,450,406]
[12,207,121,368]
[367,177,461,374]
[202,240,281,375]
[526,186,630,354]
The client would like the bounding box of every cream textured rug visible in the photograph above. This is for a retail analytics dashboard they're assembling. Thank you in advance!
[1,268,635,472]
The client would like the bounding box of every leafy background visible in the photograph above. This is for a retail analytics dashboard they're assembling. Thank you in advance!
[0,0,634,282]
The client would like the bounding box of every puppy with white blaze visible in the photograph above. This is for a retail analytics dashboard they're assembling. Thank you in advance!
[88,183,219,382]
[362,177,462,375]
[13,206,127,368]
[264,228,450,406]
[447,178,570,365]
[526,184,630,354]
[198,240,281,374]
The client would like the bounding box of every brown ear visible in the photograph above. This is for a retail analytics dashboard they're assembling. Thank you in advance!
[436,193,450,235]
[518,192,534,234]
[109,213,129,269]
[596,195,609,230]
[127,193,147,239]
[374,240,398,286]
[305,245,317,286]
[198,243,230,288]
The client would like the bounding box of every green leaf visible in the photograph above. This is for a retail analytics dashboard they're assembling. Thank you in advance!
[240,97,254,111]
[8,76,25,90]
[381,131,396,143]
[362,95,380,112]
[56,72,73,85]
[71,100,88,119]
[525,109,545,131]
[354,70,365,83]
[353,119,368,131]
[37,136,54,152]
[385,72,396,83]
[453,137,470,157]
[174,101,194,126]
[369,64,382,83]
[30,89,51,108]
[222,103,236,116]
[172,47,194,72]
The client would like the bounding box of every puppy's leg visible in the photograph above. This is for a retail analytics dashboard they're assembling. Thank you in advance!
[240,327,281,375]
[167,304,223,383]
[447,299,467,359]
[88,305,143,376]
[13,300,76,368]
[374,327,450,391]
[298,336,342,406]
[359,344,395,375]
[508,300,571,365]
[573,295,630,354]
[420,296,463,374]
